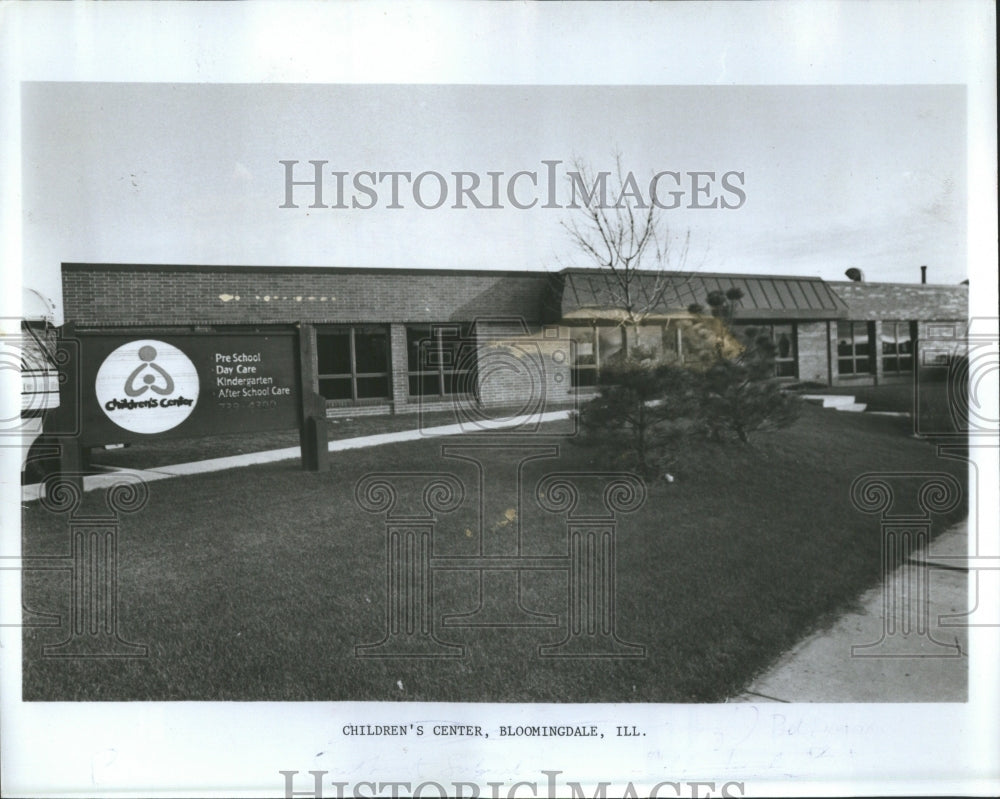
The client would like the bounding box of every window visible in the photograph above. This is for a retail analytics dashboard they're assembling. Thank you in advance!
[837,321,874,376]
[767,323,797,378]
[567,326,598,388]
[565,324,628,388]
[566,321,707,387]
[598,325,625,367]
[317,325,390,402]
[407,323,478,397]
[882,321,917,375]
[732,323,797,378]
[634,324,668,360]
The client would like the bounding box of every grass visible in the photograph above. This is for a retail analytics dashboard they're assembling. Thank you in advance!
[26,404,553,475]
[790,376,963,443]
[817,381,917,410]
[21,404,967,702]
[797,371,960,428]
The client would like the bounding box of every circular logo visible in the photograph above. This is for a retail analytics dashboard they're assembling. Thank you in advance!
[95,340,199,434]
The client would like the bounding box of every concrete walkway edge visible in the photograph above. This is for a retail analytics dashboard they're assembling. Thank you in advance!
[732,519,969,702]
[21,410,573,502]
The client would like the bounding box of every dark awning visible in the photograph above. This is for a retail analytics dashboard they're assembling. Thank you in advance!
[556,269,849,321]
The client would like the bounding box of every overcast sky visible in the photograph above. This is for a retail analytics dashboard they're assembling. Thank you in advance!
[22,83,966,319]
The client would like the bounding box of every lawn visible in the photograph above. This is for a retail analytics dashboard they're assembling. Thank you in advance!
[818,381,920,411]
[21,404,967,702]
[805,370,961,433]
[27,405,531,476]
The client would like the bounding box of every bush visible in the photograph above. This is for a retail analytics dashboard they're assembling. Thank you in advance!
[701,359,801,442]
[699,326,801,442]
[576,314,803,476]
[576,359,701,478]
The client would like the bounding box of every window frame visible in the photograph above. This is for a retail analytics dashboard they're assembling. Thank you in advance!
[316,324,391,405]
[881,320,917,375]
[564,323,627,389]
[406,323,479,399]
[734,322,799,379]
[837,320,875,377]
[568,320,737,387]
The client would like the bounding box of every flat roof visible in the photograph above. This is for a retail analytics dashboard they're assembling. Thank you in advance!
[61,262,551,279]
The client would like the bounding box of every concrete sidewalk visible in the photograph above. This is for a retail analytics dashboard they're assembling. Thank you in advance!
[733,520,969,702]
[21,410,573,502]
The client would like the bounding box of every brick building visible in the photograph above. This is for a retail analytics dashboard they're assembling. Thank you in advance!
[60,263,968,419]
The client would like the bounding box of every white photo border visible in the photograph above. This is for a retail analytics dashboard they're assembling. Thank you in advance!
[1,2,997,797]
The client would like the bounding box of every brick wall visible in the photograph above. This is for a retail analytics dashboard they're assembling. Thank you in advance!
[796,321,830,384]
[62,265,557,328]
[389,324,410,408]
[474,321,573,410]
[829,282,967,321]
[827,283,966,386]
[62,265,969,407]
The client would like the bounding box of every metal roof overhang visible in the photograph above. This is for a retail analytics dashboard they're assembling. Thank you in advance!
[558,270,849,321]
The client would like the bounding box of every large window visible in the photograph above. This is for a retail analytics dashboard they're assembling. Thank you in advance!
[837,321,874,376]
[735,323,798,378]
[882,321,917,375]
[566,324,628,388]
[317,325,390,402]
[567,321,726,387]
[407,323,478,397]
[569,321,798,383]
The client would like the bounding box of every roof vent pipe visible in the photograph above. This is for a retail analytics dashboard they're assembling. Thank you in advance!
[921,265,927,284]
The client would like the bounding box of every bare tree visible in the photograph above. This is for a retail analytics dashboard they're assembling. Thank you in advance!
[560,155,698,354]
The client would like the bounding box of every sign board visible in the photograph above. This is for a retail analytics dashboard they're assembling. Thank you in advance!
[76,332,300,445]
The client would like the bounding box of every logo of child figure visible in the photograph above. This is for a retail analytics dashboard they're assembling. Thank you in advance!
[95,340,199,434]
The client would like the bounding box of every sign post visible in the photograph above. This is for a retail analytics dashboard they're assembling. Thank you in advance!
[52,324,85,497]
[297,323,329,471]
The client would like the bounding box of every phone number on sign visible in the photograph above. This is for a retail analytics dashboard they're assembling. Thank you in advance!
[217,399,281,410]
